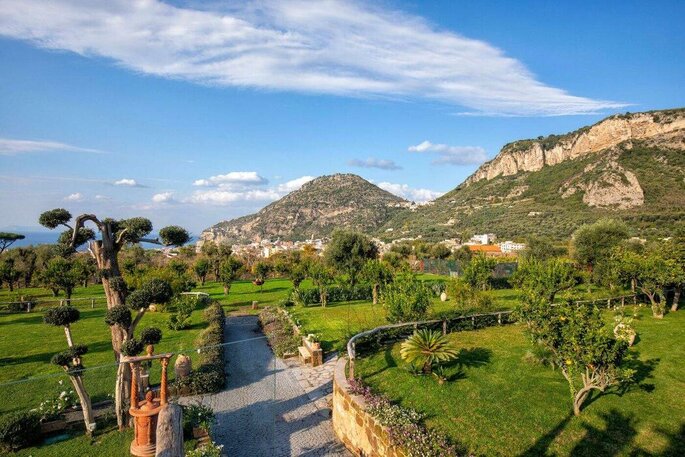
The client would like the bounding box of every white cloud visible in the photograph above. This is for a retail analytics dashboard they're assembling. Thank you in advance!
[94,194,109,200]
[377,182,443,203]
[409,140,487,165]
[0,137,103,155]
[152,192,174,203]
[277,176,315,193]
[193,171,268,188]
[113,178,144,187]
[188,175,314,206]
[349,158,402,170]
[0,0,626,116]
[64,192,84,201]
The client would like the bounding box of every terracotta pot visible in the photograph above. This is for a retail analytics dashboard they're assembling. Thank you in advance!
[192,427,211,445]
[311,342,321,350]
[253,279,264,286]
[146,344,154,356]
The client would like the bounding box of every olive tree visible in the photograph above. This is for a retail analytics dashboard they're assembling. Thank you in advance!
[43,306,95,434]
[462,254,495,291]
[512,258,578,303]
[324,230,378,287]
[517,297,633,416]
[0,232,24,254]
[40,257,79,302]
[309,260,334,307]
[362,259,393,305]
[38,209,188,429]
[219,256,243,295]
[193,258,210,286]
[383,270,431,323]
[571,219,629,273]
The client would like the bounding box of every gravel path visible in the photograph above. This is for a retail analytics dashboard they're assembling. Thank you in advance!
[198,315,350,457]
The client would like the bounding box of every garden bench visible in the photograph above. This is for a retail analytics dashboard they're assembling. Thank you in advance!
[298,336,323,367]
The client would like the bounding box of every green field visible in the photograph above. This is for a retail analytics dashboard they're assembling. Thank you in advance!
[355,307,685,456]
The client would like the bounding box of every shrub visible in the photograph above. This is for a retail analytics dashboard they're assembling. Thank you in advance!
[43,305,80,327]
[105,305,132,328]
[167,295,197,330]
[383,273,431,323]
[0,411,41,452]
[185,442,224,457]
[183,403,215,432]
[140,327,163,346]
[400,329,459,375]
[34,380,78,422]
[174,303,225,395]
[121,338,143,356]
[298,285,373,306]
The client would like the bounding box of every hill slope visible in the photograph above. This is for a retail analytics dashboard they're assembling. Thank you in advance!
[200,174,407,246]
[382,108,685,240]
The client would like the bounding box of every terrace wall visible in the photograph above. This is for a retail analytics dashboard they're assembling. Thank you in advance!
[332,357,405,457]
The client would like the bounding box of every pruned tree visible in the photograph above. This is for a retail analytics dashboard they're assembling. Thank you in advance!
[38,208,189,429]
[362,259,393,305]
[309,260,334,307]
[219,256,243,295]
[43,306,95,434]
[0,232,25,254]
[517,297,633,416]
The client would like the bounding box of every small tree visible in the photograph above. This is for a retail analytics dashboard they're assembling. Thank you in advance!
[219,256,243,295]
[383,270,431,323]
[430,243,452,260]
[0,257,20,292]
[517,298,632,415]
[252,261,271,292]
[193,258,210,286]
[512,258,577,303]
[400,329,458,374]
[309,260,334,307]
[43,306,95,434]
[324,230,378,287]
[462,254,495,291]
[626,247,682,318]
[362,259,393,305]
[571,219,629,273]
[40,257,79,302]
[0,232,25,254]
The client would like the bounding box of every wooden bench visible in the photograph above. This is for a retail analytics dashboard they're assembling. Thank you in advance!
[298,336,323,367]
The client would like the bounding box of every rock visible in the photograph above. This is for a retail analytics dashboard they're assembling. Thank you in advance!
[155,404,183,457]
[440,292,448,302]
[465,111,685,185]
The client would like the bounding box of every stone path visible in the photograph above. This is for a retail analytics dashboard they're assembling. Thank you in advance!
[187,315,349,457]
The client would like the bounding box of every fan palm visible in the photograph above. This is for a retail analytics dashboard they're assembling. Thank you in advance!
[400,329,459,374]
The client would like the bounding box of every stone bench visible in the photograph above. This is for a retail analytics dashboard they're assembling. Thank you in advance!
[298,336,323,367]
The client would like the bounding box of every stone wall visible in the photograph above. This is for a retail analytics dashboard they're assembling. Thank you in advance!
[332,357,405,457]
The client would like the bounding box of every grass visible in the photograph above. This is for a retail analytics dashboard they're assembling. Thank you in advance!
[355,306,685,456]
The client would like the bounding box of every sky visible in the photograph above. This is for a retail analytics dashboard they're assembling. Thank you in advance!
[0,0,684,237]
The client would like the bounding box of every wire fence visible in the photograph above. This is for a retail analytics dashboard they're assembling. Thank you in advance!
[0,295,109,313]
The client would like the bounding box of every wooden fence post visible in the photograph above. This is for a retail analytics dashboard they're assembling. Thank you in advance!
[442,320,447,335]
[497,313,502,325]
[621,296,625,306]
[607,299,611,309]
[91,298,95,309]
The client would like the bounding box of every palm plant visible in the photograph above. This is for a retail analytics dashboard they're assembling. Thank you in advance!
[400,329,459,374]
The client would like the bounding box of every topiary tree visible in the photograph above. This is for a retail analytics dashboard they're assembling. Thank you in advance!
[517,297,633,416]
[362,259,393,305]
[43,306,95,434]
[400,329,458,374]
[383,270,431,323]
[0,232,24,254]
[38,209,188,428]
[219,256,243,295]
[324,230,378,287]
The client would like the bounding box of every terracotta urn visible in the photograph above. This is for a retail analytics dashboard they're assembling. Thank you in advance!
[174,354,192,380]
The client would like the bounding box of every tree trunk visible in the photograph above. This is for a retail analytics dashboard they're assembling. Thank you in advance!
[64,326,74,347]
[155,404,184,457]
[646,292,663,318]
[320,288,327,307]
[573,385,597,416]
[71,374,96,435]
[223,284,229,295]
[51,288,59,297]
[672,286,682,312]
[372,284,379,305]
[422,361,432,374]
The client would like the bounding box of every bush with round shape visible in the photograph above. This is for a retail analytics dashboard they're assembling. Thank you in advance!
[44,305,80,327]
[105,305,132,328]
[121,338,144,357]
[140,327,163,346]
[143,278,174,305]
[126,288,153,310]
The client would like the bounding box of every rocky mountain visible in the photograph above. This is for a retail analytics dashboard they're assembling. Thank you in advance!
[382,108,685,240]
[199,174,407,246]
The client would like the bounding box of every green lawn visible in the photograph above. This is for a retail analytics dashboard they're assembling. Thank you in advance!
[356,307,685,456]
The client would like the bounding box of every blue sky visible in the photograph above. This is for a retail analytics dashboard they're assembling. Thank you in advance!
[0,0,683,236]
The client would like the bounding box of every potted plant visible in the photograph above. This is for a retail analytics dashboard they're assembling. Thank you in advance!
[184,404,215,444]
[307,333,321,350]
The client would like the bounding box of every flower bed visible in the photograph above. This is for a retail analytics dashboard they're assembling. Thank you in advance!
[258,307,300,357]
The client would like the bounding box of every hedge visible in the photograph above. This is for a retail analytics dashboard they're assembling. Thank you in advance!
[173,302,226,395]
[0,410,41,452]
[299,285,373,306]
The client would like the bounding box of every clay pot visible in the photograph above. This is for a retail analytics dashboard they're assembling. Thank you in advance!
[174,354,192,380]
[311,342,321,350]
[253,279,264,286]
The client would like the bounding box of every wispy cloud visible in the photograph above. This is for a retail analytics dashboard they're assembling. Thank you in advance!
[376,181,443,203]
[0,137,104,156]
[409,140,487,165]
[0,0,626,116]
[113,178,146,188]
[188,175,313,205]
[349,158,402,170]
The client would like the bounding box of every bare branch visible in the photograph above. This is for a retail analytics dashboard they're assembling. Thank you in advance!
[129,308,147,335]
[115,228,129,247]
[72,214,103,248]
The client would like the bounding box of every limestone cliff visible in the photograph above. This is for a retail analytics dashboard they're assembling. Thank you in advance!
[465,109,685,185]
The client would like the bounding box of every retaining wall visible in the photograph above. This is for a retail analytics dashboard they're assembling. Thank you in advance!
[332,357,405,457]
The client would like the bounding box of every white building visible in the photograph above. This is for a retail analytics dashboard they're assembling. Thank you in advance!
[499,240,526,253]
[469,233,497,245]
